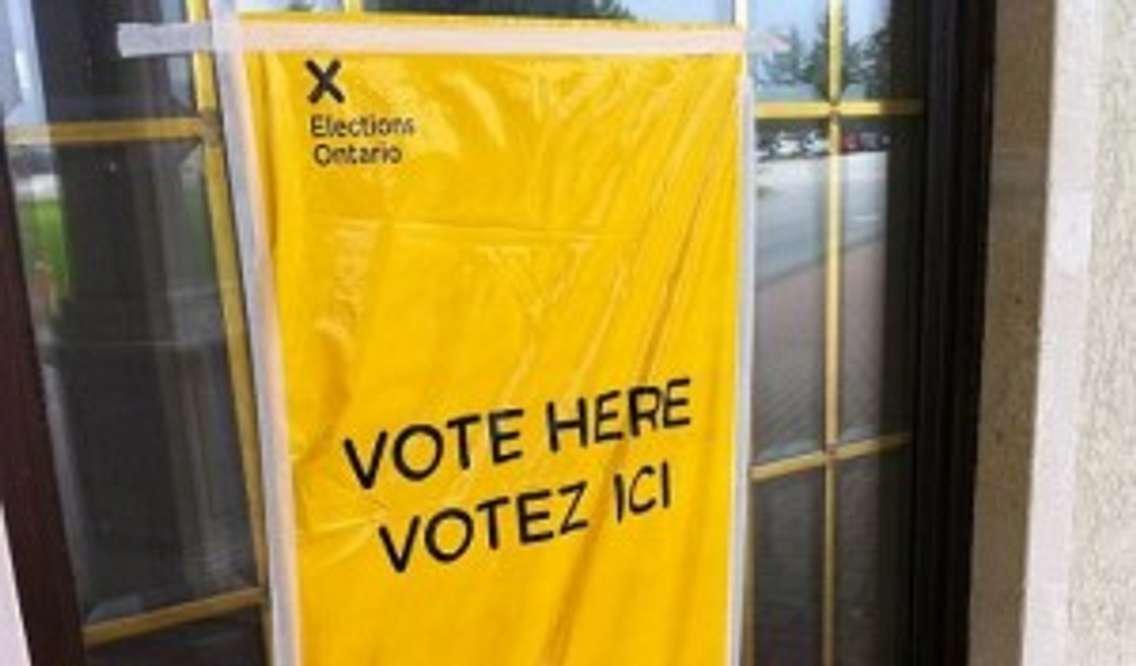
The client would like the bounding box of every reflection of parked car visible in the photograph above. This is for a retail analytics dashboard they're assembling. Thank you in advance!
[803,130,829,156]
[858,131,883,151]
[756,136,777,162]
[842,130,892,153]
[772,134,802,158]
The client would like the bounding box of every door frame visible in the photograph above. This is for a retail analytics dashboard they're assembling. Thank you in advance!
[909,0,995,662]
[0,134,86,665]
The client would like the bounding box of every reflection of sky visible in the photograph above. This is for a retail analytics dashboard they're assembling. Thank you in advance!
[751,0,889,42]
[3,0,193,125]
[608,0,892,36]
[3,0,45,124]
[621,0,730,22]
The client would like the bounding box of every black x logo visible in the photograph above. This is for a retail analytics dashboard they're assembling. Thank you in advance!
[306,59,345,104]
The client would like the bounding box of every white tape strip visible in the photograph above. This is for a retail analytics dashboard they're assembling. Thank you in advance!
[200,2,302,663]
[118,22,212,57]
[728,73,757,666]
[119,20,744,58]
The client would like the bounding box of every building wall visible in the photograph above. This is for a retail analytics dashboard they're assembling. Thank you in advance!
[972,0,1136,663]
[1067,1,1136,661]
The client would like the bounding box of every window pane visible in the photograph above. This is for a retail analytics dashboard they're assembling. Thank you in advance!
[750,471,824,665]
[843,0,922,99]
[749,0,828,101]
[753,119,826,461]
[86,610,267,666]
[836,450,911,665]
[1,0,194,124]
[6,140,259,626]
[838,118,920,442]
[240,0,344,10]
[358,0,731,22]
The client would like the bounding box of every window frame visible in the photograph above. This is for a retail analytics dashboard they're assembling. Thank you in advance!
[0,0,995,662]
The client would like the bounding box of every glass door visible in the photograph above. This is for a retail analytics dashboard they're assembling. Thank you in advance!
[1,0,933,663]
[746,0,923,663]
[2,0,269,662]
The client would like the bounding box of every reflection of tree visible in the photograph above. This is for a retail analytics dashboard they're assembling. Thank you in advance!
[761,27,808,86]
[758,15,850,96]
[761,6,915,99]
[366,0,632,18]
[854,3,916,97]
[802,13,852,98]
[856,27,889,97]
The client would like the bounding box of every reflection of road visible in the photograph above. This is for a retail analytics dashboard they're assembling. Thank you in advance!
[752,151,909,460]
[755,152,890,282]
[748,152,913,666]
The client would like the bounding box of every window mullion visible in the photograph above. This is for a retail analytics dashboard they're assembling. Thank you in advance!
[823,0,845,662]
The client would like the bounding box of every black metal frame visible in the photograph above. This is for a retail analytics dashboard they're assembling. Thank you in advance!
[909,0,996,662]
[0,0,997,661]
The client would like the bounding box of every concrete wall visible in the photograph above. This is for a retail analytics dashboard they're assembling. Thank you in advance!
[1067,1,1136,661]
[972,0,1136,663]
[969,0,1056,661]
[0,509,30,666]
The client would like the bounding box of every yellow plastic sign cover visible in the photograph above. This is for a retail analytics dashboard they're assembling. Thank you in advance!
[245,17,742,666]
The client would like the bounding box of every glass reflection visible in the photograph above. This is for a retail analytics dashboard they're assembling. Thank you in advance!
[751,471,824,666]
[241,0,343,10]
[749,0,923,102]
[836,451,911,665]
[86,610,267,666]
[7,142,258,624]
[843,0,921,99]
[749,0,828,100]
[753,119,826,461]
[838,118,919,442]
[0,0,193,124]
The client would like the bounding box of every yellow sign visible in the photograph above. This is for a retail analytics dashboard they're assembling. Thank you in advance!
[245,17,742,666]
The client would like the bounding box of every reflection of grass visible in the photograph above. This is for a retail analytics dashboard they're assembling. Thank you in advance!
[16,167,219,285]
[182,175,222,281]
[18,198,69,297]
